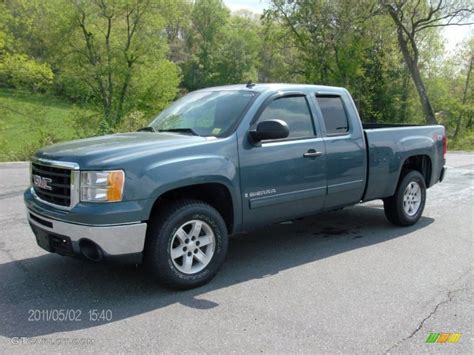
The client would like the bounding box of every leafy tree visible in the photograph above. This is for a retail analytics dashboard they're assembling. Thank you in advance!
[457,38,473,133]
[2,0,181,129]
[381,0,474,124]
[259,17,304,83]
[182,0,230,90]
[159,0,193,64]
[264,0,405,122]
[212,12,262,85]
[65,0,180,128]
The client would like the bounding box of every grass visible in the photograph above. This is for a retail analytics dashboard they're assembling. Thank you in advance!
[0,89,94,161]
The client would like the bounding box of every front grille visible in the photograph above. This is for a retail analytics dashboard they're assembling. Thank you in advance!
[32,162,71,207]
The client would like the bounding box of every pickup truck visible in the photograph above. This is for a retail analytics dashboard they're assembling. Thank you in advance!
[24,83,447,289]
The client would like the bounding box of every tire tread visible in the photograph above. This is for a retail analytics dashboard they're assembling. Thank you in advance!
[145,198,227,289]
[383,169,426,226]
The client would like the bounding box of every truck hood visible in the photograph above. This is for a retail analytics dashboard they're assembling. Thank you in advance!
[36,132,208,168]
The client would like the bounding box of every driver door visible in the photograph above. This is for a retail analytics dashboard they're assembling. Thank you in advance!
[238,92,327,229]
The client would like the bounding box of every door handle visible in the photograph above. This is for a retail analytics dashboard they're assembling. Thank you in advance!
[303,149,323,158]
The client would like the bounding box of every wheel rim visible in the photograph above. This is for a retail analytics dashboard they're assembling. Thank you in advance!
[170,219,216,274]
[403,181,422,216]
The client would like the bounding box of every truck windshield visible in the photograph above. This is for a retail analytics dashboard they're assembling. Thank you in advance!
[149,90,257,137]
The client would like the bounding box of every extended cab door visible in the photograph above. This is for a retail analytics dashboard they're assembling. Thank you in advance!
[238,91,327,228]
[311,92,366,210]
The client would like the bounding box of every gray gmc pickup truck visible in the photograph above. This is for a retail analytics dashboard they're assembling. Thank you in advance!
[24,83,447,288]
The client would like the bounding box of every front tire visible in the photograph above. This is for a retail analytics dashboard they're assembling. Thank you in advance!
[145,199,228,289]
[383,170,426,226]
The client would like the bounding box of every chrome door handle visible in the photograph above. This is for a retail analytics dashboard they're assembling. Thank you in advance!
[303,150,323,158]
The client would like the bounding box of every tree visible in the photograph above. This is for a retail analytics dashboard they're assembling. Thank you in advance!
[30,0,178,130]
[456,53,472,134]
[381,0,474,124]
[456,37,473,134]
[182,0,230,90]
[259,16,304,83]
[72,0,152,127]
[159,0,193,64]
[264,0,405,122]
[212,12,262,85]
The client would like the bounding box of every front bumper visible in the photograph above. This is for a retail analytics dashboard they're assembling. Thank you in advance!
[27,209,147,263]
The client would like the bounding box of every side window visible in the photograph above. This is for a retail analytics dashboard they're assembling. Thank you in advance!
[257,96,315,140]
[316,95,349,135]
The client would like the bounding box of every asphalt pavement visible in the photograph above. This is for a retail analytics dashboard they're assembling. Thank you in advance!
[0,152,472,354]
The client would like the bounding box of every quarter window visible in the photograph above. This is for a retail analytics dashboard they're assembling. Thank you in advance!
[257,96,315,140]
[316,96,349,135]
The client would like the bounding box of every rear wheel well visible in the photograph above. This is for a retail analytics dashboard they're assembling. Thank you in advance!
[400,155,432,186]
[149,183,234,234]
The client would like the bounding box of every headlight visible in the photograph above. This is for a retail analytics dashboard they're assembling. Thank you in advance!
[80,170,125,202]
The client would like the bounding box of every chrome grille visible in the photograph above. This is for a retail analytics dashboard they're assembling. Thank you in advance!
[31,162,72,207]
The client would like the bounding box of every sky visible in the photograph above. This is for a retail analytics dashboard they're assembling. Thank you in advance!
[442,25,472,53]
[223,0,472,53]
[223,0,267,13]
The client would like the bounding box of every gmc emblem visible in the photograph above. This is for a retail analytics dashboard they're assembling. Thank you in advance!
[33,175,53,191]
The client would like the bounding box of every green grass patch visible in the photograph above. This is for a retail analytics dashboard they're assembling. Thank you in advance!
[0,89,96,161]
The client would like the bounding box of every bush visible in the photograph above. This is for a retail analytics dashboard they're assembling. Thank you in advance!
[0,53,54,91]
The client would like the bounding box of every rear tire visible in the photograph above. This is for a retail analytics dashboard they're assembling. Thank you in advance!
[383,170,426,226]
[145,199,228,289]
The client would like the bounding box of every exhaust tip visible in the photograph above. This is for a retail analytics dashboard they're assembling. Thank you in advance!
[79,239,103,262]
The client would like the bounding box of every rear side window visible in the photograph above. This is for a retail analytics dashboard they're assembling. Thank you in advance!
[257,96,315,140]
[316,96,349,135]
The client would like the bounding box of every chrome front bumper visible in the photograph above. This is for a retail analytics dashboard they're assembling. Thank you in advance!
[27,209,147,258]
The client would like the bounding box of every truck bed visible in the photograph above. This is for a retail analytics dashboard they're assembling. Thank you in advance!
[362,124,445,202]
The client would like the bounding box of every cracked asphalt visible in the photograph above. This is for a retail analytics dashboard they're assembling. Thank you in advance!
[0,152,472,354]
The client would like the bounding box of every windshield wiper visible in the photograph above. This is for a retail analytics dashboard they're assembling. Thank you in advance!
[137,126,155,132]
[158,128,200,136]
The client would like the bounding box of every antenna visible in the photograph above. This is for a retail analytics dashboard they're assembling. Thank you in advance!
[246,80,255,88]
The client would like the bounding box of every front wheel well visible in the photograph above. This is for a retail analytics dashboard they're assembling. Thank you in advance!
[149,183,234,234]
[400,155,432,186]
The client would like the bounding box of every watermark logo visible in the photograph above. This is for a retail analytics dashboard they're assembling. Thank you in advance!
[425,333,462,344]
[10,337,94,346]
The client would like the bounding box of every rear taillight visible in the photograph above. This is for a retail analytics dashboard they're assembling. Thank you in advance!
[442,130,448,159]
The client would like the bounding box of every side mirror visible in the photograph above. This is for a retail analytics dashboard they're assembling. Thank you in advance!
[249,119,289,142]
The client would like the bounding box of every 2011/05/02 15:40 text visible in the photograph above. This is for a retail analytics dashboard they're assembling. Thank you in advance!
[27,309,112,322]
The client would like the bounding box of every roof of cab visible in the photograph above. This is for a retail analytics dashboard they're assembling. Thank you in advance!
[194,83,347,94]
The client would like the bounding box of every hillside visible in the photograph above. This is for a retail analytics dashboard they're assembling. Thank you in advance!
[0,89,93,161]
